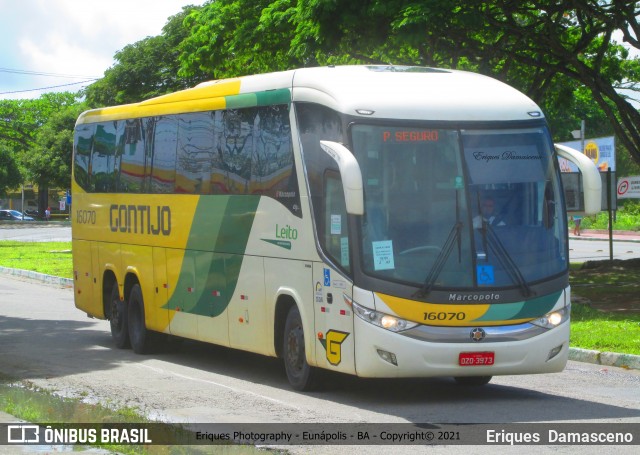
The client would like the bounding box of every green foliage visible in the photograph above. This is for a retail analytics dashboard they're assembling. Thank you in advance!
[3,0,640,199]
[177,1,640,166]
[0,93,78,152]
[85,6,208,105]
[24,103,87,189]
[581,200,640,231]
[0,92,82,192]
[179,0,299,79]
[0,144,22,195]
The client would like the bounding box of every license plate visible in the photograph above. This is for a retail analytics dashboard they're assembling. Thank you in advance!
[459,352,495,366]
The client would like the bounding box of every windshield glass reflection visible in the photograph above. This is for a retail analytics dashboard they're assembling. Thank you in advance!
[351,125,567,291]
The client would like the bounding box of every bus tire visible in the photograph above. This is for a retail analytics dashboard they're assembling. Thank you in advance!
[109,283,130,349]
[453,376,492,386]
[283,306,318,391]
[128,284,152,354]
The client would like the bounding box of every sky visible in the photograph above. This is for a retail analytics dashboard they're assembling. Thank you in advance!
[0,0,208,100]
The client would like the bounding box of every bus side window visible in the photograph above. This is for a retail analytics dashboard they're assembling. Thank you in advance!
[150,116,178,193]
[176,112,214,194]
[91,122,117,192]
[119,119,146,193]
[74,124,95,191]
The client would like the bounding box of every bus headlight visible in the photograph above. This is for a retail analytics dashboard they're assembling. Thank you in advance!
[530,306,570,329]
[351,300,419,332]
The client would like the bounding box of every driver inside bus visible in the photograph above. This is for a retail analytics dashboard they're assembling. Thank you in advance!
[473,196,506,228]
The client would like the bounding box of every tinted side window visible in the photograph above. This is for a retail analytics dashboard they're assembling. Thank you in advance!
[176,112,214,194]
[252,105,300,216]
[91,122,117,192]
[296,103,344,236]
[221,109,253,194]
[118,119,147,193]
[73,124,95,191]
[150,116,178,193]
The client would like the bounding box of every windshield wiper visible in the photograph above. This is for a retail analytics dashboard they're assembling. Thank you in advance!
[482,223,533,297]
[413,221,462,299]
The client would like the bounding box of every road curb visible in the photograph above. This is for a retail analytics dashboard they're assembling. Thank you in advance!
[0,266,73,288]
[568,347,640,370]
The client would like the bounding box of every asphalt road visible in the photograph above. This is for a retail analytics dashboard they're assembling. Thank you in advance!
[0,223,71,242]
[568,237,640,262]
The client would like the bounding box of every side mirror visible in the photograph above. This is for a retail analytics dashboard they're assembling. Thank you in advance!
[555,144,602,215]
[320,141,364,215]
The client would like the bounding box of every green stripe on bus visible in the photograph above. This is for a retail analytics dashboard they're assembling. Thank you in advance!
[164,195,260,317]
[225,89,291,110]
[255,88,291,105]
[226,93,258,109]
[475,291,561,322]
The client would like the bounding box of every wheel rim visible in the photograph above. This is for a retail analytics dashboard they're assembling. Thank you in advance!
[111,298,122,330]
[286,325,304,375]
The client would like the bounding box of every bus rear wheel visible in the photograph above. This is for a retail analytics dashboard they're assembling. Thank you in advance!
[109,283,129,349]
[283,306,318,391]
[453,376,492,386]
[128,284,152,354]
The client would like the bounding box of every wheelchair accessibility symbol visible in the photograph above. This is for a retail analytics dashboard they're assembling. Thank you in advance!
[477,265,495,285]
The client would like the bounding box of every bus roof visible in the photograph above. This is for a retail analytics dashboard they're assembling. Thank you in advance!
[76,65,543,124]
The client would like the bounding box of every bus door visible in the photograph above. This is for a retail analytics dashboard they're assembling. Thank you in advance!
[313,264,355,374]
[312,168,356,373]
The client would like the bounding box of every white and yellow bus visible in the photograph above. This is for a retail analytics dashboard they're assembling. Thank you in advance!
[72,66,600,390]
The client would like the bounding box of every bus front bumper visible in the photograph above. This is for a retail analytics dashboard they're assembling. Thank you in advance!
[353,316,570,378]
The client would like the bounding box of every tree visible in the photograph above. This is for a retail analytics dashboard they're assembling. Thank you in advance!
[0,144,22,196]
[0,92,81,211]
[289,1,640,163]
[85,5,209,106]
[24,103,88,192]
[179,0,301,79]
[0,92,79,153]
[180,1,640,166]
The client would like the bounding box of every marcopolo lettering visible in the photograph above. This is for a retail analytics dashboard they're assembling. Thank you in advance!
[449,293,500,302]
[109,204,171,236]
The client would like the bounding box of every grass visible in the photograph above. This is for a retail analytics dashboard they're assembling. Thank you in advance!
[569,261,640,355]
[0,378,154,454]
[570,304,640,355]
[0,376,226,454]
[0,241,638,355]
[0,240,72,278]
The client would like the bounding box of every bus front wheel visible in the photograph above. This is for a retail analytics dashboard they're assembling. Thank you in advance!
[109,283,129,349]
[283,306,318,391]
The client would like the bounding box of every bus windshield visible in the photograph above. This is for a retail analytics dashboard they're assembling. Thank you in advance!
[351,125,567,291]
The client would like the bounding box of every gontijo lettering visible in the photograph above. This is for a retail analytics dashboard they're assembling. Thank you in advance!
[109,204,171,235]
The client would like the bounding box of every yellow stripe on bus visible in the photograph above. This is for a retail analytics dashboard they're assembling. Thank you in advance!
[375,292,532,327]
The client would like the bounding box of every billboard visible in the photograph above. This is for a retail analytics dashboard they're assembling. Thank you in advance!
[557,136,616,172]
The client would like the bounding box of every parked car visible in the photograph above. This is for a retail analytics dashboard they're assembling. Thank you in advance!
[0,210,35,221]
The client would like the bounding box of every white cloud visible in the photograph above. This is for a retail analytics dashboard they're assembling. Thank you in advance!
[0,0,207,99]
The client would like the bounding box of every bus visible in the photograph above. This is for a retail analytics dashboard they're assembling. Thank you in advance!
[72,65,601,390]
